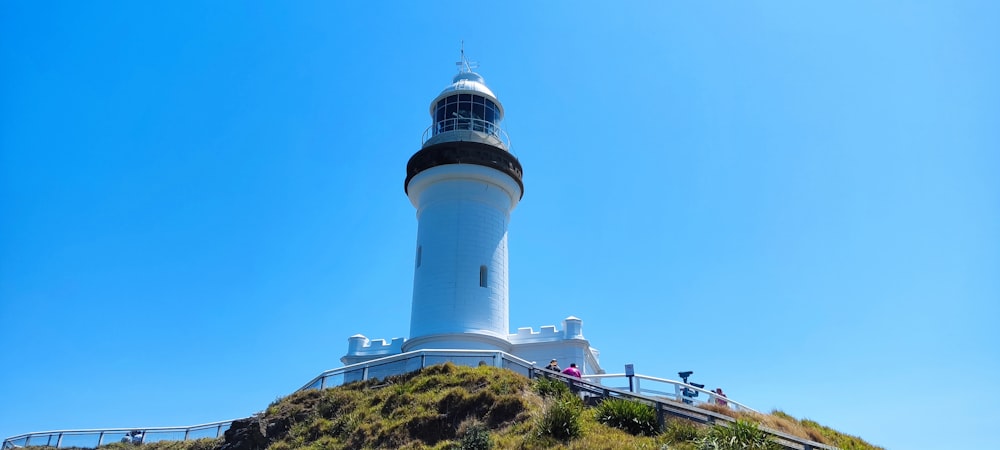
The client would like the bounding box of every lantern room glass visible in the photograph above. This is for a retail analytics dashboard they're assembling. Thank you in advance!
[433,94,500,136]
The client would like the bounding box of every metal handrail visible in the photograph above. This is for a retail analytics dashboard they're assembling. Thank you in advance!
[297,348,536,392]
[2,419,236,449]
[542,370,835,450]
[421,117,512,150]
[582,373,759,414]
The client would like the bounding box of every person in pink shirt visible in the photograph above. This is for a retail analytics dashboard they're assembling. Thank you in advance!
[714,388,728,406]
[561,363,582,378]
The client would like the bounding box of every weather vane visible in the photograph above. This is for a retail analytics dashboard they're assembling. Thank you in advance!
[455,40,479,73]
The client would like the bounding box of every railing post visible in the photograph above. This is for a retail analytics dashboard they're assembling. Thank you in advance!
[56,433,63,448]
[217,424,223,438]
[139,431,146,445]
[320,375,326,390]
[98,432,105,447]
[184,429,190,441]
[656,402,665,431]
[23,436,30,447]
[634,377,641,395]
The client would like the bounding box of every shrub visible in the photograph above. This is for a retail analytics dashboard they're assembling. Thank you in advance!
[537,394,583,441]
[697,419,779,450]
[531,376,570,398]
[663,418,704,443]
[458,421,493,450]
[595,398,659,436]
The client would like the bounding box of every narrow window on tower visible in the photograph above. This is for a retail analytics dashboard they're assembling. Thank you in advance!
[416,246,422,268]
[479,265,488,288]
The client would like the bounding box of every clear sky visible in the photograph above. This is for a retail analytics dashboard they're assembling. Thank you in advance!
[1,2,997,449]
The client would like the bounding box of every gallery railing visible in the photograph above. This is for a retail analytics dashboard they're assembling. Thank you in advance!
[421,117,512,150]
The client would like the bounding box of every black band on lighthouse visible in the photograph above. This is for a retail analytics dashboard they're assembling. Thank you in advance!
[405,141,524,198]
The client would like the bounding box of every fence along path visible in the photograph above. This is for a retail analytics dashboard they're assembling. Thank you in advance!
[1,421,235,450]
[3,349,836,450]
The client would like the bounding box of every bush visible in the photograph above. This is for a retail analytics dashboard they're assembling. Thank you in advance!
[531,376,570,398]
[458,421,493,450]
[663,418,704,443]
[697,419,779,450]
[595,398,659,436]
[537,394,583,441]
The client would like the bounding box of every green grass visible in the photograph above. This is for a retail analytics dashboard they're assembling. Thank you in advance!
[535,393,584,441]
[594,398,658,436]
[530,375,570,399]
[697,419,781,450]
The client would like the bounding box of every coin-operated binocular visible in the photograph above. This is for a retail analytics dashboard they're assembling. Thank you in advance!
[678,371,704,405]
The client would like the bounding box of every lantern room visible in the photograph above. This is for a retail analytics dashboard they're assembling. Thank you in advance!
[422,71,510,150]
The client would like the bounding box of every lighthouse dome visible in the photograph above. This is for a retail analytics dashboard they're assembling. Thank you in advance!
[429,71,501,114]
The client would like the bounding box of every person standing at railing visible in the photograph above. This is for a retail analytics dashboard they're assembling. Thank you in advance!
[561,363,581,378]
[545,359,561,372]
[121,430,143,444]
[714,388,728,406]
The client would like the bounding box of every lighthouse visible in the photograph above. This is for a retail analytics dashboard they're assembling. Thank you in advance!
[341,53,602,375]
[402,53,523,352]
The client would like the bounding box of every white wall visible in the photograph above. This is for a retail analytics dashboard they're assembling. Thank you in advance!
[405,164,521,348]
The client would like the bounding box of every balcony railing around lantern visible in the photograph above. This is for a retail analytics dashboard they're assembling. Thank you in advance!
[421,117,511,150]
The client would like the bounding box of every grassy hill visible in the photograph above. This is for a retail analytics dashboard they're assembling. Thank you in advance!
[27,364,882,450]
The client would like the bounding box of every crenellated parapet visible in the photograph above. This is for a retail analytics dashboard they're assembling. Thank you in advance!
[506,316,602,375]
[342,334,405,365]
[508,316,585,344]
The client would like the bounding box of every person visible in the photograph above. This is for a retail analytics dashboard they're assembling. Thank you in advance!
[545,359,561,372]
[561,363,581,378]
[121,430,143,445]
[714,388,728,406]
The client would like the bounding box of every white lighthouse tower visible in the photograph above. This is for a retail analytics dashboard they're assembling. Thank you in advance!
[341,53,602,375]
[401,53,523,352]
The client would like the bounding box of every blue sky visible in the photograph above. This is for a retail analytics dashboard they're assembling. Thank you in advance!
[1,2,997,449]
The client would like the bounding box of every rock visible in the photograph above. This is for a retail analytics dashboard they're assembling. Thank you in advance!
[218,416,268,450]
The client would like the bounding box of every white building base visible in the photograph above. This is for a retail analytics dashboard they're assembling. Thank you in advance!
[342,316,604,375]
